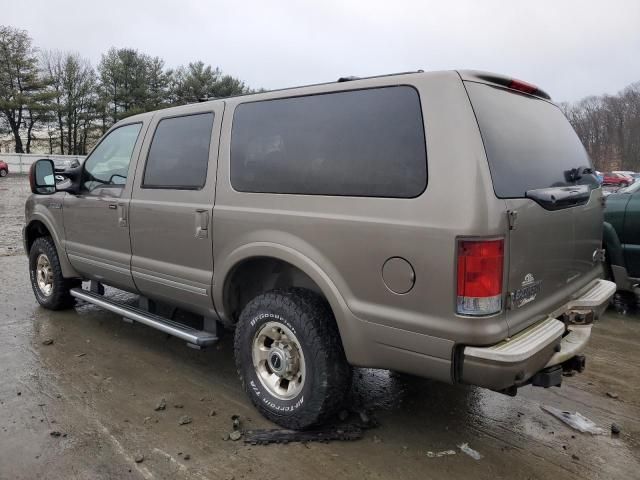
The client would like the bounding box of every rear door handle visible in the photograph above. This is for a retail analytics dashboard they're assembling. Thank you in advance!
[195,209,209,239]
[108,204,117,210]
[117,201,128,227]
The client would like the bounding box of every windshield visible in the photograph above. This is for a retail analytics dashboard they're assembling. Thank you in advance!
[465,82,598,198]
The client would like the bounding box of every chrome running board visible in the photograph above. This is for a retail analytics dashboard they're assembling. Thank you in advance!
[70,288,218,347]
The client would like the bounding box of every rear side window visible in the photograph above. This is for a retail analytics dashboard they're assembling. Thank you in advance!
[143,112,214,189]
[466,82,597,198]
[230,86,427,197]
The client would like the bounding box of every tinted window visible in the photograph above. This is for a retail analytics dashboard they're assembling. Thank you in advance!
[466,82,598,198]
[83,123,142,192]
[143,113,214,189]
[230,86,426,197]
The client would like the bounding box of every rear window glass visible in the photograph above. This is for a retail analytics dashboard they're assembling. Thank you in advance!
[143,112,214,189]
[230,86,427,197]
[466,82,596,198]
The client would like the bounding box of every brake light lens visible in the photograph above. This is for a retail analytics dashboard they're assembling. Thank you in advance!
[457,239,504,316]
[508,79,538,95]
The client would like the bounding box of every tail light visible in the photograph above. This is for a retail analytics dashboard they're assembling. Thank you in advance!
[457,238,504,316]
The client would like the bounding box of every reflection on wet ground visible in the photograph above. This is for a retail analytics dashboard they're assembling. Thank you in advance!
[1,253,639,479]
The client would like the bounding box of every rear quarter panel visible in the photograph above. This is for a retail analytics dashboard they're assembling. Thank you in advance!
[212,71,510,374]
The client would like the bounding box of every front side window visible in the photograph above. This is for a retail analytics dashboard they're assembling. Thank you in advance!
[230,86,427,198]
[143,112,214,189]
[83,123,142,192]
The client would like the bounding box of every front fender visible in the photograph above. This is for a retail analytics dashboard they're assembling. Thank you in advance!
[25,195,80,279]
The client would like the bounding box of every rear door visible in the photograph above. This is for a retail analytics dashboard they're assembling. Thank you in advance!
[465,81,603,334]
[129,103,223,316]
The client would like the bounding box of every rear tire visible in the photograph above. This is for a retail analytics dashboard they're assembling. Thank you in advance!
[29,237,80,310]
[234,288,351,429]
[0,169,7,177]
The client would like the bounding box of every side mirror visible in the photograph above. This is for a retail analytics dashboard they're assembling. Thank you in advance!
[29,159,56,194]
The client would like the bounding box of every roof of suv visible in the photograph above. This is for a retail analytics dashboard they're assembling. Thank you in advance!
[118,69,552,125]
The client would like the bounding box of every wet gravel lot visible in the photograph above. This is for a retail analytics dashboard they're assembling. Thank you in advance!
[0,175,28,256]
[1,175,640,479]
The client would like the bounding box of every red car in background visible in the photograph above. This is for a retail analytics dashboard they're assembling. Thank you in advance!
[603,172,633,187]
[0,160,8,177]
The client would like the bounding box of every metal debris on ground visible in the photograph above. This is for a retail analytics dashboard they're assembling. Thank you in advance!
[540,405,606,435]
[243,425,364,445]
[458,443,482,460]
[178,415,192,426]
[426,450,456,458]
[228,414,243,441]
[231,414,241,430]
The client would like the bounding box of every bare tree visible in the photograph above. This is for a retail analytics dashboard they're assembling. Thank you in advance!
[41,50,97,154]
[565,82,640,171]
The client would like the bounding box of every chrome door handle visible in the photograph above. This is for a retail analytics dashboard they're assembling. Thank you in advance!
[108,204,117,210]
[195,209,209,239]
[117,202,128,227]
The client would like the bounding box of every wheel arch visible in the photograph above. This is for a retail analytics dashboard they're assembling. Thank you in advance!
[603,221,625,267]
[213,242,359,360]
[24,214,80,279]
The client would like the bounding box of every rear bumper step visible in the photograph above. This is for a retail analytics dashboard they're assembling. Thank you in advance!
[461,279,616,391]
[70,288,218,347]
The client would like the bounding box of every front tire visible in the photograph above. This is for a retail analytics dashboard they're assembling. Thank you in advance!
[29,237,79,310]
[0,169,7,177]
[234,288,351,429]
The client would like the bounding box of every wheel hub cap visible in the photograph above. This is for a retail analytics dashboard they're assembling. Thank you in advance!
[252,322,306,400]
[36,254,54,297]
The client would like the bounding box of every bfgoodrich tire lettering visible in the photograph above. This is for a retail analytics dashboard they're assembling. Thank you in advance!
[29,236,80,310]
[234,288,351,429]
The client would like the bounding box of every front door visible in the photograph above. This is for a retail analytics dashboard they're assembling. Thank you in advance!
[129,104,223,317]
[63,122,147,291]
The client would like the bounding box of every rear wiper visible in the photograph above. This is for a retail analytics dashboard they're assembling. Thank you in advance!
[526,185,591,211]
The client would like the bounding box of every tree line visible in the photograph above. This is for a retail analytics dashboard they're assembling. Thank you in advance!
[561,82,640,172]
[0,25,257,154]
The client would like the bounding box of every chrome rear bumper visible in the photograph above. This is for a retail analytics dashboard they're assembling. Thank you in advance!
[461,279,616,390]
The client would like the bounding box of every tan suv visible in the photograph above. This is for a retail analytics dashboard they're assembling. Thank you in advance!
[24,70,615,429]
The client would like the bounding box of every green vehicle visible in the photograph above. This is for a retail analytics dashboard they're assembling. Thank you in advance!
[604,182,640,293]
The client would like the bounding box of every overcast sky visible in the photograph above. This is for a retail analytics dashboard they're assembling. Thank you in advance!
[3,0,639,102]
